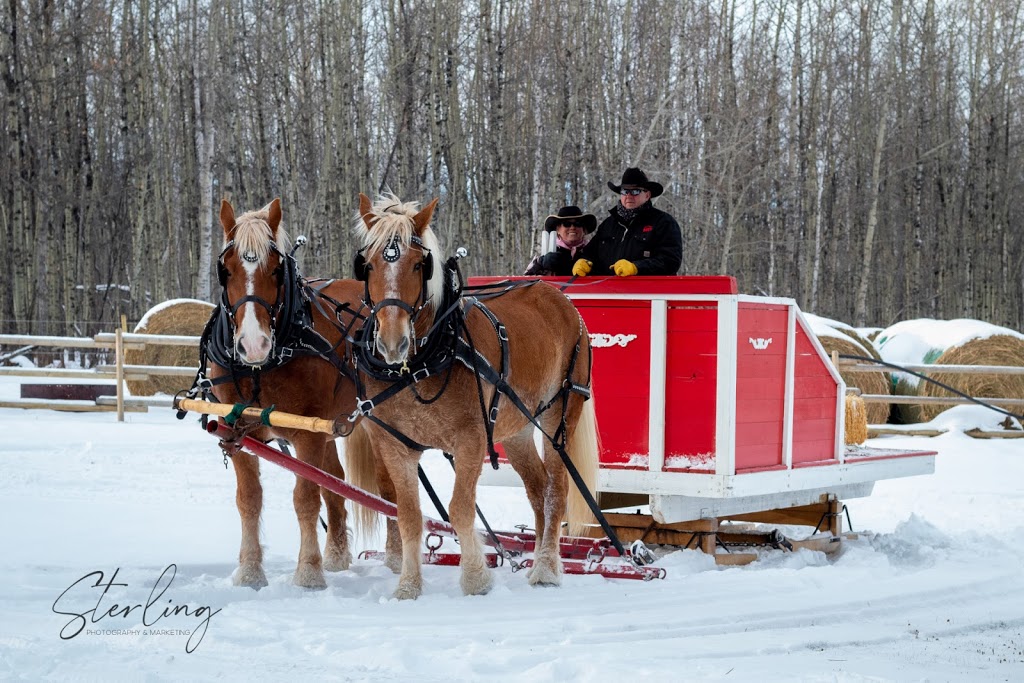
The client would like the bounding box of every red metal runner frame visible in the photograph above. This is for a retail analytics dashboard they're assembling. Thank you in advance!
[205,421,664,580]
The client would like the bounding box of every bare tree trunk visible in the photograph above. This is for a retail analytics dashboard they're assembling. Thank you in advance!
[854,100,889,327]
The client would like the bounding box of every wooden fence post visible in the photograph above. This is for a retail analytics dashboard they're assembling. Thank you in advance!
[115,327,125,422]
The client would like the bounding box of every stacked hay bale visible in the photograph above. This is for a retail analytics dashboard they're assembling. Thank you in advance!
[876,319,1024,423]
[803,313,892,425]
[125,299,215,396]
[844,394,868,445]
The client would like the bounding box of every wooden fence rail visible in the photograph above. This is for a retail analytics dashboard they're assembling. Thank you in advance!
[835,356,1023,438]
[0,332,202,420]
[1,334,1021,431]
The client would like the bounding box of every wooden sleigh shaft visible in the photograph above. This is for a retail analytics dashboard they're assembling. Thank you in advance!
[176,396,346,436]
[202,420,664,580]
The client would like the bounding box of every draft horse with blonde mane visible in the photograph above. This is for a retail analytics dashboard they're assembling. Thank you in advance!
[346,193,601,600]
[196,198,372,589]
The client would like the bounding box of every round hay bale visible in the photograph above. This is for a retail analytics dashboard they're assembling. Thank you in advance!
[861,327,883,343]
[844,394,868,445]
[813,333,892,425]
[876,318,1024,423]
[917,334,1024,422]
[807,314,885,362]
[841,327,882,361]
[125,299,215,396]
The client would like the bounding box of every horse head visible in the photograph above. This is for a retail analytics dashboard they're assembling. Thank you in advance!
[355,192,441,365]
[218,198,291,366]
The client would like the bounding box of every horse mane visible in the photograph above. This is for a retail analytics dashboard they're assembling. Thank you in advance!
[356,193,445,308]
[229,205,291,267]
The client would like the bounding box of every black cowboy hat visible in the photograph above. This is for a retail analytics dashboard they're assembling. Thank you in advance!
[543,205,597,233]
[607,167,664,198]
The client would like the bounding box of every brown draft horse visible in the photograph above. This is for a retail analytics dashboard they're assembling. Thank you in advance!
[209,198,373,589]
[345,193,600,600]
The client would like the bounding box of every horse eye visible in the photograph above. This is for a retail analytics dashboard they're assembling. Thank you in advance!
[413,262,422,271]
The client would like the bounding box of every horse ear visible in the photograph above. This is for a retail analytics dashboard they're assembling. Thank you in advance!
[413,197,439,233]
[266,198,282,233]
[220,199,236,236]
[358,193,374,229]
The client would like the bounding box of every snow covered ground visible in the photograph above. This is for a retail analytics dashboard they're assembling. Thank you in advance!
[1,378,1023,682]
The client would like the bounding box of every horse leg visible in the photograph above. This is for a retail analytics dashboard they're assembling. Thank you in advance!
[449,441,494,596]
[371,432,424,599]
[531,411,574,587]
[499,426,549,561]
[319,439,352,572]
[373,450,403,574]
[231,451,268,589]
[289,432,328,589]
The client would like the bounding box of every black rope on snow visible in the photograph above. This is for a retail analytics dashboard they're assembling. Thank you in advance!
[839,354,1024,422]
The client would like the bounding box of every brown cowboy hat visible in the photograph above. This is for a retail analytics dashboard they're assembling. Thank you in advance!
[543,205,597,233]
[607,167,664,198]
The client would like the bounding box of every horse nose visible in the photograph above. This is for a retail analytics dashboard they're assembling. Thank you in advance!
[374,333,411,365]
[236,333,272,364]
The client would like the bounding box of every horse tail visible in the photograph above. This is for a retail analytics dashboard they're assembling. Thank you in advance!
[344,421,381,542]
[565,396,600,537]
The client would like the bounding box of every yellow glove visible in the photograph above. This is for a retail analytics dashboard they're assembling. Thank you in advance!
[572,259,593,277]
[611,259,638,277]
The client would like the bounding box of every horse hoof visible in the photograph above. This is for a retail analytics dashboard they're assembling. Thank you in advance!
[293,564,327,590]
[393,582,422,600]
[461,569,494,596]
[527,564,561,587]
[233,564,269,590]
[323,546,352,572]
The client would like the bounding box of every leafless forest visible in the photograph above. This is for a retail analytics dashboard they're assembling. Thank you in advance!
[2,0,1022,335]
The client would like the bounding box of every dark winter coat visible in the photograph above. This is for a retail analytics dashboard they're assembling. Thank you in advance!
[578,205,683,275]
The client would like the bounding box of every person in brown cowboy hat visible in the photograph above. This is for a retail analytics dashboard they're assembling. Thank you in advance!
[524,205,597,276]
[572,167,682,277]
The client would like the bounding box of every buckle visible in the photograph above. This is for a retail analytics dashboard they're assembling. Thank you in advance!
[278,346,293,360]
[489,406,499,423]
[197,376,213,390]
[412,367,430,382]
[356,398,375,416]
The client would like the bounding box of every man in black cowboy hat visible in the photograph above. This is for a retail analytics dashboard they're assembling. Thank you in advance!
[524,205,597,276]
[572,167,682,277]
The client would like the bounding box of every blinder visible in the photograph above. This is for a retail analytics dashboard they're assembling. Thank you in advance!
[419,251,434,281]
[353,251,369,281]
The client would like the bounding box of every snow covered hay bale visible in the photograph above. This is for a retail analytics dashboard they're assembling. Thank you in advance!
[804,314,891,424]
[125,299,214,396]
[876,319,1024,423]
[917,333,1024,422]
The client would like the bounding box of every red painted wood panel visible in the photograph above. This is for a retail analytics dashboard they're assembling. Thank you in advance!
[664,303,719,466]
[792,321,839,464]
[575,300,651,465]
[735,304,789,471]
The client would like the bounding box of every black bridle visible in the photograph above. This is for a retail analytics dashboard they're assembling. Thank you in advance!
[355,234,436,361]
[186,236,354,407]
[216,239,292,363]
